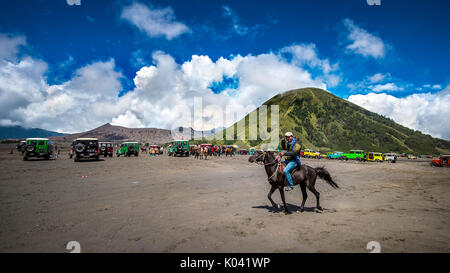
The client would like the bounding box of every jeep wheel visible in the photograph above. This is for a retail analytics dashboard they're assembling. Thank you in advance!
[109,153,113,157]
[23,156,28,161]
[134,153,138,157]
[342,156,348,161]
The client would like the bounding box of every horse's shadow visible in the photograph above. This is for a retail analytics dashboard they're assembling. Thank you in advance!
[252,203,316,214]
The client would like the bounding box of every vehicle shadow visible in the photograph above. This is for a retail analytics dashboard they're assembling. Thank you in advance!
[23,158,57,161]
[74,158,105,163]
[252,204,316,213]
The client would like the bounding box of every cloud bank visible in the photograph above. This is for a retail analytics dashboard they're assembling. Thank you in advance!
[348,85,450,139]
[0,34,337,134]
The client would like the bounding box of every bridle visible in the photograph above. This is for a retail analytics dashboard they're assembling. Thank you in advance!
[253,151,283,182]
[254,151,280,166]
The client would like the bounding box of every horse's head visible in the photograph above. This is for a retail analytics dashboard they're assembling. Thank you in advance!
[248,151,277,163]
[248,151,264,163]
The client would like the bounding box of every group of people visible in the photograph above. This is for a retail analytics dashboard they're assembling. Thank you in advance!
[191,145,233,158]
[142,147,163,156]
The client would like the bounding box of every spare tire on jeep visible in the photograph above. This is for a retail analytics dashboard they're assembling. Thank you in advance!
[75,143,85,153]
[26,144,35,153]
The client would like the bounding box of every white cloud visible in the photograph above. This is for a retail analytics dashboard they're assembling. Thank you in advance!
[370,82,402,92]
[368,73,388,83]
[343,19,386,59]
[222,5,249,36]
[432,84,442,89]
[121,2,189,40]
[0,34,26,60]
[348,85,450,139]
[280,44,340,87]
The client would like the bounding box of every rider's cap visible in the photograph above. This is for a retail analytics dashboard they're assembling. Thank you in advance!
[285,132,293,137]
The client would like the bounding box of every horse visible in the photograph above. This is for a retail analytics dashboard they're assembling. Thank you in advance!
[248,151,339,214]
[225,148,234,157]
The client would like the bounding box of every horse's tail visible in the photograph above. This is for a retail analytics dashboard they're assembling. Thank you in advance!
[315,167,339,188]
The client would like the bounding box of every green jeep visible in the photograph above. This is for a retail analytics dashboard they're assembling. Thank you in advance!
[117,142,139,157]
[169,140,189,157]
[341,150,365,161]
[23,138,53,160]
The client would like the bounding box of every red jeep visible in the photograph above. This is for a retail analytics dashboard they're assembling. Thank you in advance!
[431,155,450,167]
[99,142,113,157]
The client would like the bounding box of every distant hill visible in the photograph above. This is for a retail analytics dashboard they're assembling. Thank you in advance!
[215,88,450,155]
[49,123,173,144]
[0,125,66,140]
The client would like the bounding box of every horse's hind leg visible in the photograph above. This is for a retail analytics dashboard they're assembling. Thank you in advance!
[308,184,322,211]
[299,184,307,212]
[267,186,279,209]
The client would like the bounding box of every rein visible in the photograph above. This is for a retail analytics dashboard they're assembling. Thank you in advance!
[254,151,283,182]
[255,152,280,166]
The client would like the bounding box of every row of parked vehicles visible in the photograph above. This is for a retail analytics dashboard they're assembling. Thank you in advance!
[302,149,397,162]
[19,137,143,161]
[70,138,141,161]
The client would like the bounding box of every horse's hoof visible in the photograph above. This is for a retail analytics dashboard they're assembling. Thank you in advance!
[274,204,280,209]
[317,206,323,211]
[300,207,304,212]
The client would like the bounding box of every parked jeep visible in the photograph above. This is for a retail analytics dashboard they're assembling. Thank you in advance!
[117,142,139,157]
[170,140,190,156]
[383,153,397,163]
[303,149,320,158]
[23,138,53,160]
[431,155,449,167]
[365,152,383,162]
[73,138,100,162]
[16,140,26,154]
[99,142,113,157]
[341,150,365,161]
[327,151,343,160]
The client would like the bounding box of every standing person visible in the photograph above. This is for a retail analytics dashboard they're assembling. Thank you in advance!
[160,146,164,155]
[278,132,302,191]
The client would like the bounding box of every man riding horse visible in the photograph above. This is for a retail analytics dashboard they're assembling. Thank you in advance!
[278,132,302,191]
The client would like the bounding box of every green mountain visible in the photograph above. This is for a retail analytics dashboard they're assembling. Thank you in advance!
[0,125,66,140]
[208,88,450,155]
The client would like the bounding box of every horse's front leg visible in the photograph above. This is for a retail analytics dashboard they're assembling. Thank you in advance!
[278,186,289,213]
[299,184,307,212]
[267,186,279,209]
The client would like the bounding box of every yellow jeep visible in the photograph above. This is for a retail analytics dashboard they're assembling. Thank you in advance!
[365,152,383,162]
[303,149,320,158]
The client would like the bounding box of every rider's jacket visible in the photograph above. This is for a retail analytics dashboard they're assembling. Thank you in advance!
[278,138,301,161]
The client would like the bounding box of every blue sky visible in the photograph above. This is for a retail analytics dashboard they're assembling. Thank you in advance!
[0,0,449,139]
